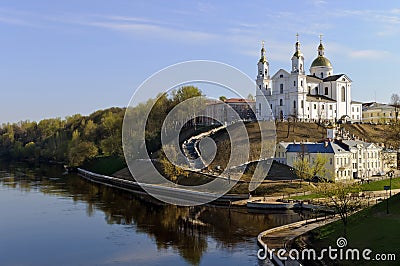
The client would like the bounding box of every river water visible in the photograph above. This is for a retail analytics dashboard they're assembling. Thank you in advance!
[0,164,315,266]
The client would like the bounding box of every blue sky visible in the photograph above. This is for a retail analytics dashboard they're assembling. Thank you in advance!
[1,0,399,123]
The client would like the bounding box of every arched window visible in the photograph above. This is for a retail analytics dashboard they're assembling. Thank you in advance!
[293,80,296,87]
[315,87,319,95]
[280,84,283,93]
[341,86,346,102]
[320,72,324,78]
[325,87,328,95]
[280,99,283,106]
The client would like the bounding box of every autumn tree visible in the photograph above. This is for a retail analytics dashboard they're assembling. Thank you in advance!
[159,144,188,183]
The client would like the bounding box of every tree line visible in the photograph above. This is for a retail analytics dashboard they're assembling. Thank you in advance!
[0,86,203,169]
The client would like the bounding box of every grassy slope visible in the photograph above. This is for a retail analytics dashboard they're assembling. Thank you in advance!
[82,156,126,176]
[294,193,400,265]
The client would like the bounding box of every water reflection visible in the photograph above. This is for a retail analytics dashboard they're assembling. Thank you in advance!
[0,163,316,265]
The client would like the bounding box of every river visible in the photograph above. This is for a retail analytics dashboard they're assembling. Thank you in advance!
[0,163,315,265]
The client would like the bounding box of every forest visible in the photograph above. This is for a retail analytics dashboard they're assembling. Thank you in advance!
[0,86,203,168]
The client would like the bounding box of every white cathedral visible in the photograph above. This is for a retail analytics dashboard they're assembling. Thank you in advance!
[255,36,362,123]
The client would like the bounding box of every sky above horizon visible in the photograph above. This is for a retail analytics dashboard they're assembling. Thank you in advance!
[1,0,399,123]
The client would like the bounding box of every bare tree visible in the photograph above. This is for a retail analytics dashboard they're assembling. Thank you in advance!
[317,182,362,236]
[391,93,400,122]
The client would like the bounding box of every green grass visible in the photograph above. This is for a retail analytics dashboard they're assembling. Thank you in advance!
[83,156,127,176]
[301,193,400,265]
[360,177,400,191]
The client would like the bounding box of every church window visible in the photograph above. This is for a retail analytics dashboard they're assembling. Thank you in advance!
[300,64,303,71]
[259,85,261,89]
[315,87,319,95]
[314,104,317,109]
[280,99,283,106]
[341,86,346,102]
[280,74,283,78]
[270,104,272,110]
[259,103,261,115]
[265,69,268,76]
[342,78,346,81]
[280,84,283,93]
[352,107,354,112]
[329,105,333,110]
[294,80,296,87]
[357,107,359,112]
[301,100,304,108]
[293,100,297,109]
[301,80,303,87]
[322,105,325,110]
[328,72,331,76]
[259,70,262,75]
[325,87,328,95]
[320,72,324,78]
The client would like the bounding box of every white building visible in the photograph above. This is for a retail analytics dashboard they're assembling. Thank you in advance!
[256,37,362,123]
[275,138,386,181]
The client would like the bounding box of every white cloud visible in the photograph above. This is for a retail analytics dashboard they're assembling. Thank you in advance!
[349,49,390,59]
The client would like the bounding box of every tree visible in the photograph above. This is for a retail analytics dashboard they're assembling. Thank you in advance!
[68,130,98,167]
[159,144,188,183]
[247,93,255,101]
[311,153,328,180]
[219,96,227,102]
[292,144,312,187]
[391,93,400,122]
[317,182,362,236]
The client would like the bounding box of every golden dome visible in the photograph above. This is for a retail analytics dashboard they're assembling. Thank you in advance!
[311,56,332,68]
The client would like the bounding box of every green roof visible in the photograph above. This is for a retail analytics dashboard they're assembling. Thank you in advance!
[311,56,332,67]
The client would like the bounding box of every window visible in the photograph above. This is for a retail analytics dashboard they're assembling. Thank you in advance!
[325,87,328,95]
[308,86,311,94]
[301,100,304,109]
[352,107,354,112]
[321,72,324,78]
[341,86,346,102]
[314,104,317,109]
[315,87,319,95]
[301,80,303,87]
[330,158,333,165]
[280,84,283,93]
[259,103,261,114]
[322,105,325,110]
[280,99,283,106]
[357,107,359,112]
[280,74,283,78]
[294,80,296,87]
[300,64,303,71]
[259,85,261,89]
[293,100,297,109]
[270,104,272,110]
[329,105,333,110]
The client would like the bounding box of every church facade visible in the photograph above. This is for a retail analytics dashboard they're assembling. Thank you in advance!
[255,37,362,123]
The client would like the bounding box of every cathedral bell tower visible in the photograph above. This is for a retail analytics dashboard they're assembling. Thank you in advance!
[291,33,305,74]
[256,41,271,94]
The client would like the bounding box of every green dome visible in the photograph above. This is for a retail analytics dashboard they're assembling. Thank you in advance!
[311,56,332,68]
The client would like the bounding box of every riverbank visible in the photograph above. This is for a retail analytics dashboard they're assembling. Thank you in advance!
[289,193,400,266]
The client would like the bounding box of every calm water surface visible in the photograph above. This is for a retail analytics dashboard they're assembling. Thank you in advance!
[0,164,314,266]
